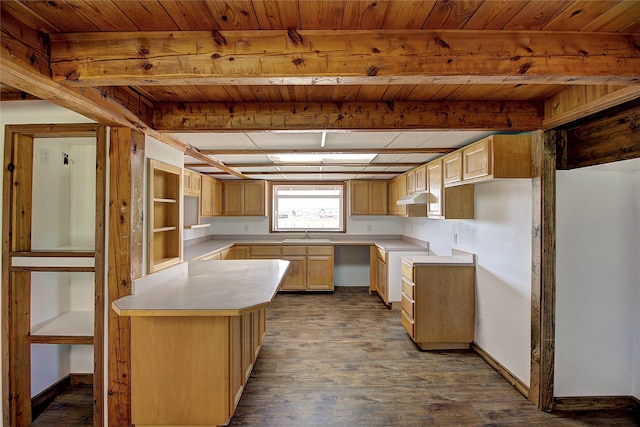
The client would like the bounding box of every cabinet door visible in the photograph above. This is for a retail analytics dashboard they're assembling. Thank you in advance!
[462,138,491,181]
[280,256,306,290]
[426,160,443,218]
[213,178,223,216]
[201,175,214,217]
[306,254,334,290]
[369,180,388,215]
[376,258,387,302]
[230,246,250,259]
[223,181,244,215]
[442,152,462,185]
[183,169,192,194]
[243,181,266,216]
[415,165,427,192]
[229,316,243,412]
[350,180,370,215]
[406,170,416,194]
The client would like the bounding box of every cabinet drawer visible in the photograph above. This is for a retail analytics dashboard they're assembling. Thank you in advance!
[401,293,414,318]
[250,246,281,257]
[307,246,333,256]
[401,260,413,280]
[282,246,306,255]
[401,310,415,339]
[401,277,414,300]
[376,247,387,263]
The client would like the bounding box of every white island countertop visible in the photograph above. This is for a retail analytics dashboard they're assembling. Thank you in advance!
[112,259,290,317]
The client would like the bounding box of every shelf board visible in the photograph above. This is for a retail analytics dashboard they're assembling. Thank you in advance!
[184,223,211,230]
[153,226,178,232]
[154,198,177,203]
[30,311,94,344]
[153,256,181,271]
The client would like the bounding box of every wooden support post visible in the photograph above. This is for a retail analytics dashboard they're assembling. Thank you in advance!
[107,127,145,426]
[530,129,560,411]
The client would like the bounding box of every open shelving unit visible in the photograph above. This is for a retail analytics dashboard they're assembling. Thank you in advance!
[2,123,106,426]
[148,159,182,273]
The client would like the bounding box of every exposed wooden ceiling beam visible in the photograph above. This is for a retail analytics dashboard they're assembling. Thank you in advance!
[186,162,423,168]
[50,30,640,86]
[154,100,542,131]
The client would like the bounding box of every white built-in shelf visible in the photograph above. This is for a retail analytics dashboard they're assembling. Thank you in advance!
[30,311,94,344]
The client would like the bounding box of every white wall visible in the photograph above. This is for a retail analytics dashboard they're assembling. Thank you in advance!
[404,180,533,385]
[555,159,640,398]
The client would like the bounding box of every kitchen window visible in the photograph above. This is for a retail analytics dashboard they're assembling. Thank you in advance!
[271,182,345,232]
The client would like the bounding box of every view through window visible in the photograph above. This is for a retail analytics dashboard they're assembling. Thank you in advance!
[272,183,344,232]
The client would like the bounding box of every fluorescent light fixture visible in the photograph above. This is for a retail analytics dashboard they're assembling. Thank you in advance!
[268,153,377,163]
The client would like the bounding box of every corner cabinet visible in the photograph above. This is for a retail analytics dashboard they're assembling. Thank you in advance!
[148,159,182,273]
[223,180,267,216]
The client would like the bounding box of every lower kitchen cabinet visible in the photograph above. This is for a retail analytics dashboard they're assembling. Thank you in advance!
[401,258,475,350]
[371,245,430,307]
[248,245,334,291]
[130,307,266,426]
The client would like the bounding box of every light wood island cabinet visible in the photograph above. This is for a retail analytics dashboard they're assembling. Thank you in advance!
[401,253,475,350]
[113,260,289,427]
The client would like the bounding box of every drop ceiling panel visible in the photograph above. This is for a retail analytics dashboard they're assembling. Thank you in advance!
[248,132,322,149]
[325,132,401,148]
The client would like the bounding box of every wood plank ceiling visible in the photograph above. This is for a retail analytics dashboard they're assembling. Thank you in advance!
[1,0,639,180]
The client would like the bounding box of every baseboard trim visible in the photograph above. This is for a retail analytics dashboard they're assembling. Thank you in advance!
[31,375,71,420]
[31,373,94,420]
[553,395,640,412]
[471,342,529,399]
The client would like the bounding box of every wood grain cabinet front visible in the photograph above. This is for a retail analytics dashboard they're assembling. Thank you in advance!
[400,259,475,350]
[131,308,267,426]
[349,180,388,215]
[223,180,267,216]
[244,244,334,291]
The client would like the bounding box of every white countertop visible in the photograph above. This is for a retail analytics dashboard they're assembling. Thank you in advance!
[402,249,476,266]
[183,237,428,261]
[112,259,290,317]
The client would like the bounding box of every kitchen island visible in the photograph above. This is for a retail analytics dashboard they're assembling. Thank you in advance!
[112,259,290,426]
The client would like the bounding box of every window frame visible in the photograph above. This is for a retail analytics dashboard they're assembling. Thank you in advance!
[269,181,347,233]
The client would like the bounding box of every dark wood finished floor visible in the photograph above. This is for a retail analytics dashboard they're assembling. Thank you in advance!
[34,287,639,426]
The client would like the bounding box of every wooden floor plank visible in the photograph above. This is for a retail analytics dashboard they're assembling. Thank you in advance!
[33,287,640,426]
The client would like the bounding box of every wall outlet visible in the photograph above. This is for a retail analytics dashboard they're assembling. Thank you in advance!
[244,224,249,232]
[367,224,372,232]
[453,233,458,244]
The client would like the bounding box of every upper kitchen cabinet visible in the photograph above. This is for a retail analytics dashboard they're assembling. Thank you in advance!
[183,168,201,197]
[442,151,463,186]
[388,174,407,217]
[201,174,222,217]
[458,134,532,185]
[350,180,388,216]
[223,180,267,216]
[148,159,182,273]
[426,159,474,220]
[414,165,427,192]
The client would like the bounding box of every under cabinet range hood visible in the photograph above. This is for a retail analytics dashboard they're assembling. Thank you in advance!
[396,191,429,205]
